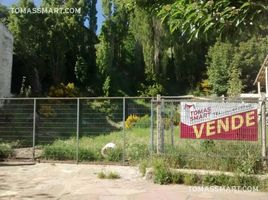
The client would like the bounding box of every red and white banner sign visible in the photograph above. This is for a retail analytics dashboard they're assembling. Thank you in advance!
[180,102,258,141]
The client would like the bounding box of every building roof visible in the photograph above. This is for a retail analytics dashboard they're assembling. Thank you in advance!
[254,54,268,85]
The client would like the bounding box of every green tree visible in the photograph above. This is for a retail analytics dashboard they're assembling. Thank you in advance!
[227,66,243,97]
[158,0,268,42]
[8,0,98,94]
[0,4,9,25]
[207,41,234,96]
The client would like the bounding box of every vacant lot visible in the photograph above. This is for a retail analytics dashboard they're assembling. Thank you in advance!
[0,163,267,200]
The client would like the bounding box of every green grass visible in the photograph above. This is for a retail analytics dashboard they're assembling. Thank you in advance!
[150,158,268,191]
[41,125,264,174]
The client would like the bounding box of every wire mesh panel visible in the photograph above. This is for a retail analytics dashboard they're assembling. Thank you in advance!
[124,98,152,163]
[37,98,77,161]
[37,99,77,143]
[0,98,33,145]
[152,98,263,173]
[0,98,34,160]
[79,98,124,163]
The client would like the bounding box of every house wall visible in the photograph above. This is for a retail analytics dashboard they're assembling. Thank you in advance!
[0,23,13,97]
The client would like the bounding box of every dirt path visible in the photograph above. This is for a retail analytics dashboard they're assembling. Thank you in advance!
[0,163,267,200]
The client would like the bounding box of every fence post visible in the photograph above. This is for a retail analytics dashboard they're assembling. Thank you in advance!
[122,97,126,165]
[32,98,36,161]
[76,98,80,164]
[150,98,154,153]
[171,103,174,147]
[261,99,267,167]
[157,94,163,154]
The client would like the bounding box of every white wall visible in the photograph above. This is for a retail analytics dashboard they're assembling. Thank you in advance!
[0,23,13,98]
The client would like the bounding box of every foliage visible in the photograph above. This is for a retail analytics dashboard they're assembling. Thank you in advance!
[48,83,80,97]
[102,76,111,97]
[8,0,98,94]
[0,143,13,159]
[39,105,56,118]
[138,83,165,97]
[207,41,234,96]
[207,36,268,96]
[0,4,9,25]
[134,115,151,129]
[231,36,268,92]
[227,66,243,97]
[75,56,88,85]
[139,159,149,176]
[158,0,268,42]
[153,158,173,184]
[97,171,120,179]
[125,114,140,129]
[183,174,200,185]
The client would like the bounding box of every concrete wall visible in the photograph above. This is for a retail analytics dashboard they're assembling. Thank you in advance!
[0,23,13,97]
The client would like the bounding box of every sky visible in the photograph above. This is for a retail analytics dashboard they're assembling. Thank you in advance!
[0,0,105,34]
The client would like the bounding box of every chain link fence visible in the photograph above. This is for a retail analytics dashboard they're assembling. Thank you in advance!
[0,96,267,171]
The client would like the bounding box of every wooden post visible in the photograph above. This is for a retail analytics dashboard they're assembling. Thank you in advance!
[261,99,267,167]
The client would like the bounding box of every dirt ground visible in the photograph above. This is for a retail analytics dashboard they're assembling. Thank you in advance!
[0,163,268,200]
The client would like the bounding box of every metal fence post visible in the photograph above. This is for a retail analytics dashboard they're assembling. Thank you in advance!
[150,99,154,154]
[76,98,80,164]
[261,99,267,166]
[157,94,163,154]
[32,98,36,161]
[122,97,126,165]
[161,99,165,153]
[171,103,174,147]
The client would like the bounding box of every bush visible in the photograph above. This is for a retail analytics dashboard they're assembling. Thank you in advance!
[171,172,184,184]
[153,159,173,184]
[48,83,80,97]
[134,115,150,128]
[0,143,13,159]
[183,174,200,185]
[125,114,140,129]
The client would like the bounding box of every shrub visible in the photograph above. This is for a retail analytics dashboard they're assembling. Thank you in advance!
[125,114,140,129]
[183,174,199,185]
[171,172,184,184]
[48,82,79,97]
[153,159,173,184]
[134,115,150,128]
[0,143,13,159]
[233,175,260,187]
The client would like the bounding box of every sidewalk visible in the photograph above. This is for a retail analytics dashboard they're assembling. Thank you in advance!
[0,163,267,200]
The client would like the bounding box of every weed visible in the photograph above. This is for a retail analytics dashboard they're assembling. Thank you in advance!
[107,172,120,179]
[139,159,148,176]
[183,174,199,185]
[97,171,106,179]
[97,171,120,179]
